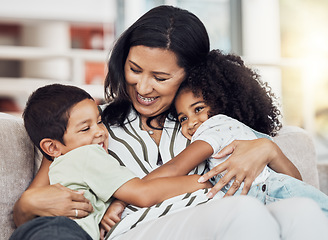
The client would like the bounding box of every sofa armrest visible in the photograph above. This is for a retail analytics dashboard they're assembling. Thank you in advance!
[273,126,319,188]
[318,161,328,195]
[0,113,41,239]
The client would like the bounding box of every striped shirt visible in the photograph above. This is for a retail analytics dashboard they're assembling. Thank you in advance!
[103,108,207,177]
[101,107,211,239]
[107,188,224,239]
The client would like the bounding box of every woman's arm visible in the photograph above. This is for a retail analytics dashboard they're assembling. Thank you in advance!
[13,156,93,227]
[199,138,302,197]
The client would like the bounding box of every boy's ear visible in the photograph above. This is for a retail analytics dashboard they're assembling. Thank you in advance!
[40,139,62,158]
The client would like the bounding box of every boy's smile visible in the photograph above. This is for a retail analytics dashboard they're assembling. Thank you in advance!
[58,99,109,155]
[175,89,211,140]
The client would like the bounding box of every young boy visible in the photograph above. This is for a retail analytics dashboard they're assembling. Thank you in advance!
[146,49,328,217]
[19,84,211,240]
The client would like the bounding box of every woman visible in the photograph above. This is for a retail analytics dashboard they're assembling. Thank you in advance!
[13,5,328,240]
[100,5,328,239]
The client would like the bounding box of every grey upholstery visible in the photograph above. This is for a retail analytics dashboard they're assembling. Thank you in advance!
[0,112,326,240]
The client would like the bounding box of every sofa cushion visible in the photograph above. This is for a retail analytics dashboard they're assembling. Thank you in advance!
[318,161,328,195]
[273,126,319,188]
[0,113,37,239]
[0,113,320,239]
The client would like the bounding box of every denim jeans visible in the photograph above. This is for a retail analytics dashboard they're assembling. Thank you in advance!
[237,170,328,217]
[9,216,92,240]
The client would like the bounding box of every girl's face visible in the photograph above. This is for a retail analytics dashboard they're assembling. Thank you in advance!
[175,89,211,140]
[124,45,185,118]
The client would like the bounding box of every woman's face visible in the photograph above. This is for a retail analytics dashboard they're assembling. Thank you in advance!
[124,45,185,118]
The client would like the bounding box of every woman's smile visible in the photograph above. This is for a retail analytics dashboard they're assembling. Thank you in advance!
[137,93,159,105]
[124,45,185,118]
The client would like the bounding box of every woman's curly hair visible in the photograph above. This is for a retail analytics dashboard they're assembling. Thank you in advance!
[174,49,282,136]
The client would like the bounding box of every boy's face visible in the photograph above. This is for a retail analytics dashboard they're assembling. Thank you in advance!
[59,99,109,155]
[175,89,211,140]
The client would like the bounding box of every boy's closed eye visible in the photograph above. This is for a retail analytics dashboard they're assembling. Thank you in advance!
[80,127,90,132]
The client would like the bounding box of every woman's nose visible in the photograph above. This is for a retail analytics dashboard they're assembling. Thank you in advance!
[136,75,153,94]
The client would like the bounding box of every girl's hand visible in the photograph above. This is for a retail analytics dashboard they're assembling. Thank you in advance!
[199,139,274,198]
[99,199,126,238]
[20,183,93,219]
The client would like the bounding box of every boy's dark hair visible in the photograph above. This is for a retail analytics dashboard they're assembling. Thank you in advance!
[23,84,93,160]
[174,49,282,136]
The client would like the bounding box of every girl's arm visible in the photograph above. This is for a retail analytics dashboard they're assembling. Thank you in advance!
[13,156,93,227]
[143,140,213,180]
[145,137,301,198]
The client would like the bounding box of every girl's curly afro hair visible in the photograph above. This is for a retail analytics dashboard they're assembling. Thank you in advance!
[175,49,282,136]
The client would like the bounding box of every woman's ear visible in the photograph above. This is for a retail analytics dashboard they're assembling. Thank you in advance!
[40,139,62,158]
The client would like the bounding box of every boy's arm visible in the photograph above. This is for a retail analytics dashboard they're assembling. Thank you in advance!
[144,140,213,180]
[113,174,212,208]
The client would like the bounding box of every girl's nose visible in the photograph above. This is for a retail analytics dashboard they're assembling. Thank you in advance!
[187,117,198,129]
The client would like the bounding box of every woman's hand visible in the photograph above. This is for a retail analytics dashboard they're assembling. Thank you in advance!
[99,199,126,239]
[199,138,288,198]
[14,183,93,226]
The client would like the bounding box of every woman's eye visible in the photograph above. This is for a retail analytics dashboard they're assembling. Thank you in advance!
[154,76,168,81]
[97,120,103,124]
[130,67,141,73]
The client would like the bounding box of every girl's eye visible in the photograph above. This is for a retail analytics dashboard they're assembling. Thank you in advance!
[195,106,204,113]
[97,120,103,125]
[179,116,187,123]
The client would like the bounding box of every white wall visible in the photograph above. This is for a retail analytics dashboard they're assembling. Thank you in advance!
[242,0,282,100]
[0,0,115,23]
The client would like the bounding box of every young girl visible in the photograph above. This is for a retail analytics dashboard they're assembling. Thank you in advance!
[148,49,328,216]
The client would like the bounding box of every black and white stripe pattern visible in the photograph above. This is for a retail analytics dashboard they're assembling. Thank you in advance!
[99,108,210,239]
[106,188,224,239]
[103,109,207,178]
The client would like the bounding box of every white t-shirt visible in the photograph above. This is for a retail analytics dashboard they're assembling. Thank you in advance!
[49,144,136,240]
[191,114,271,188]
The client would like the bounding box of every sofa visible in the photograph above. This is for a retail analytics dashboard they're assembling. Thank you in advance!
[1,112,328,240]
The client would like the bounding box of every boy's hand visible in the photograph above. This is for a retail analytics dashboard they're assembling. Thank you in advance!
[100,199,127,237]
